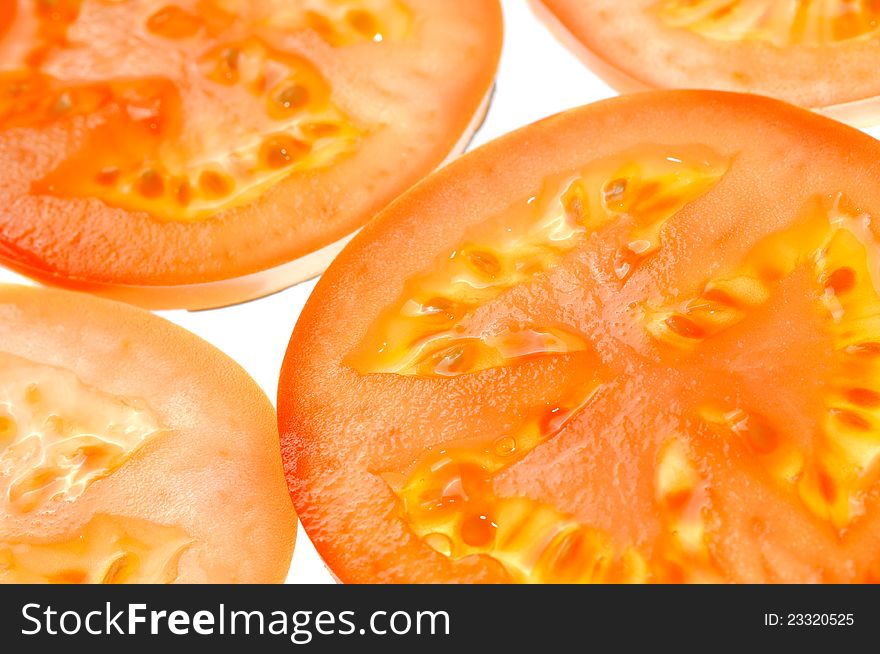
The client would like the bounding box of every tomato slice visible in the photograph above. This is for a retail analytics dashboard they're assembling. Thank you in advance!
[279,90,880,583]
[0,284,295,583]
[534,0,880,125]
[0,1,501,309]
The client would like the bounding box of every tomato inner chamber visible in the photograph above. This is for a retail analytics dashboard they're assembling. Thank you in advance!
[648,195,880,530]
[0,352,162,515]
[0,351,188,583]
[657,0,880,47]
[348,144,730,376]
[0,1,419,221]
[386,381,724,583]
[1,514,192,584]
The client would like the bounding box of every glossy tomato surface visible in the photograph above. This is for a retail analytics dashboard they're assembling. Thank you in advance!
[534,0,880,125]
[279,91,880,583]
[0,284,295,583]
[0,0,502,309]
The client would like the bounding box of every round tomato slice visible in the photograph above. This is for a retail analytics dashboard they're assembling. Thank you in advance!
[0,1,502,309]
[279,90,880,583]
[534,0,880,125]
[0,284,295,583]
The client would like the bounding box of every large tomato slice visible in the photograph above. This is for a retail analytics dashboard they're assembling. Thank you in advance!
[0,1,501,309]
[0,284,295,583]
[279,91,880,583]
[534,0,880,125]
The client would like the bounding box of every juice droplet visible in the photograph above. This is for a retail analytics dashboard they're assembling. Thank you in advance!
[273,84,309,113]
[461,513,497,548]
[493,436,517,457]
[346,9,382,41]
[424,533,453,557]
[261,135,310,170]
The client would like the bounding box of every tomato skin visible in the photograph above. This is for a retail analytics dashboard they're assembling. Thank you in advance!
[533,0,880,126]
[1,283,295,583]
[279,90,880,583]
[0,0,502,309]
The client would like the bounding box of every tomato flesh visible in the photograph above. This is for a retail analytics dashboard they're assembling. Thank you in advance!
[0,1,501,308]
[1,284,296,583]
[279,91,880,583]
[1,2,366,222]
[535,0,880,124]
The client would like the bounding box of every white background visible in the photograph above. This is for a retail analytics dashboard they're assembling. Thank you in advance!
[2,0,880,584]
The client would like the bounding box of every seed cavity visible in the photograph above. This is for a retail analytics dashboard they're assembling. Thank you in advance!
[832,408,871,431]
[664,315,706,340]
[0,514,192,584]
[0,352,163,515]
[7,10,362,223]
[137,169,165,198]
[198,169,234,198]
[846,343,880,359]
[684,195,880,531]
[825,266,856,295]
[846,388,880,408]
[385,395,722,582]
[657,0,880,47]
[349,145,728,376]
[282,0,412,46]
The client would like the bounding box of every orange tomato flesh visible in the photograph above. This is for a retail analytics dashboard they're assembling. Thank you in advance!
[356,144,733,582]
[373,186,880,580]
[0,349,196,584]
[2,0,364,222]
[0,1,502,308]
[280,95,880,582]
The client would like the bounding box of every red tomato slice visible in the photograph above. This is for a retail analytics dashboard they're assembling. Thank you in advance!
[0,284,295,583]
[0,1,502,309]
[534,0,880,125]
[279,90,880,583]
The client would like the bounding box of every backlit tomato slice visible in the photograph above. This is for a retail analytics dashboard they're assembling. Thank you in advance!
[279,91,880,583]
[0,1,501,309]
[0,284,295,583]
[534,0,880,125]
